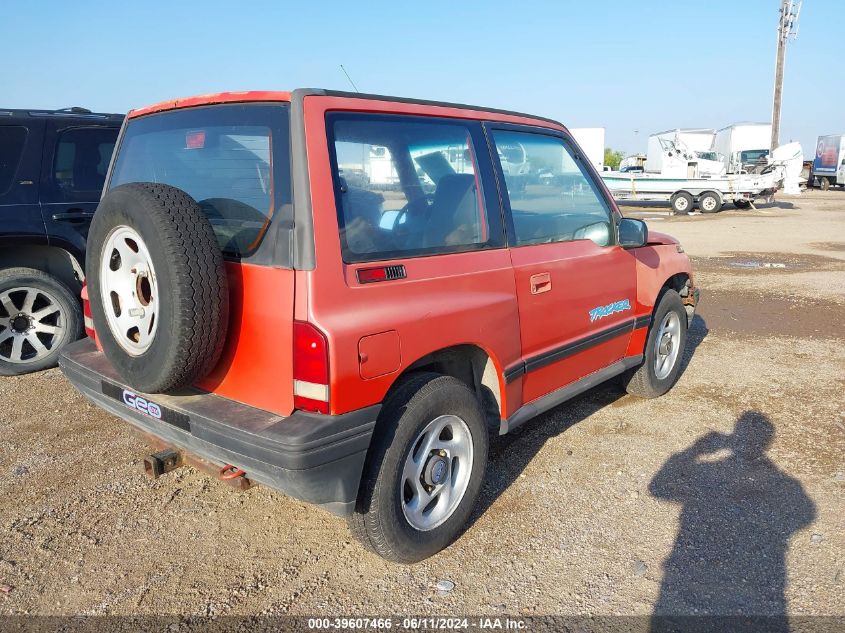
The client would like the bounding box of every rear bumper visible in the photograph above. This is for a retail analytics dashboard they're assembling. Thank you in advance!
[59,338,379,516]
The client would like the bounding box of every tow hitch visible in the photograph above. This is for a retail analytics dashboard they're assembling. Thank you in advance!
[144,448,183,478]
[140,438,255,491]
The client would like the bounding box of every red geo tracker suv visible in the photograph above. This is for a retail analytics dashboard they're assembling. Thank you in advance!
[60,89,699,562]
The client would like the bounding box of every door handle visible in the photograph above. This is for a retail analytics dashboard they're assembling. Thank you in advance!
[51,209,95,223]
[530,272,551,294]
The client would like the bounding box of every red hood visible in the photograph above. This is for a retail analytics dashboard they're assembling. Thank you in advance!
[647,230,679,246]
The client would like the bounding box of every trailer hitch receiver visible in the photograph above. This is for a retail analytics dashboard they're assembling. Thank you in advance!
[144,448,184,479]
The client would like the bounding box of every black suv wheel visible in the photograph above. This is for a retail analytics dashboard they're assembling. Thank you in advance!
[0,267,82,375]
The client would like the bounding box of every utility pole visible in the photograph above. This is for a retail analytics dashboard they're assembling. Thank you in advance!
[771,0,802,151]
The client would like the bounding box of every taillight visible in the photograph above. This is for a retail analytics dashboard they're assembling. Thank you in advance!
[293,321,329,414]
[81,282,96,341]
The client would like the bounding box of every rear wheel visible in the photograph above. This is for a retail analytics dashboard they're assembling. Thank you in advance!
[821,177,831,191]
[0,267,82,375]
[734,199,752,209]
[349,373,489,563]
[623,289,687,398]
[670,192,693,215]
[698,191,722,213]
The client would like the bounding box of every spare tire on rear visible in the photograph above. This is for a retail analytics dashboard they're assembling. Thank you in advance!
[87,183,229,393]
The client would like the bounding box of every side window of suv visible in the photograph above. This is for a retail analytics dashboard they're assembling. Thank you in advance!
[491,129,614,247]
[52,127,117,197]
[327,114,501,263]
[0,126,28,196]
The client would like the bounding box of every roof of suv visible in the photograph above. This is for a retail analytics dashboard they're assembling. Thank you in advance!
[0,107,124,121]
[127,89,564,128]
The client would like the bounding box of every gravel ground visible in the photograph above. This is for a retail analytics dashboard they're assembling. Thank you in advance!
[0,190,843,623]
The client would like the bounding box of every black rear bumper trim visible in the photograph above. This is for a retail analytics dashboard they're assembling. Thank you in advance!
[59,338,380,515]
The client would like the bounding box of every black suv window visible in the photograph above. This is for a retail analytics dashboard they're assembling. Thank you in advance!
[52,127,117,196]
[327,113,502,263]
[0,126,28,195]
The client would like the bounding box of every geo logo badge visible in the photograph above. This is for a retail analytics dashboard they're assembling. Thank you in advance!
[589,298,632,322]
[122,389,163,419]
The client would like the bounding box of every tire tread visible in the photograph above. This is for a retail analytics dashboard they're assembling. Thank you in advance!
[88,183,228,392]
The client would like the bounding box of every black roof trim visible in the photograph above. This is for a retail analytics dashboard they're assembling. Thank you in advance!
[290,88,564,128]
[0,107,124,120]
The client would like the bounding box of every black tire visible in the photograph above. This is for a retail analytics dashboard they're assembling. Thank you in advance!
[670,192,693,215]
[698,191,722,213]
[87,183,228,393]
[349,372,489,563]
[622,289,687,398]
[734,199,752,209]
[820,177,831,191]
[0,267,82,376]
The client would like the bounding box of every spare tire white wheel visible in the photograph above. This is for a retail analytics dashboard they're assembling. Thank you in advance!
[87,183,229,393]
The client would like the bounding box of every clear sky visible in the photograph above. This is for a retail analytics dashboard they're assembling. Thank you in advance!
[2,1,842,156]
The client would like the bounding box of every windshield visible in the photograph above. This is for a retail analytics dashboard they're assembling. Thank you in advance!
[740,149,769,164]
[109,103,290,257]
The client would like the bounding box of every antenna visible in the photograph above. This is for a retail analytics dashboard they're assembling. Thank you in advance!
[770,0,801,151]
[339,64,360,93]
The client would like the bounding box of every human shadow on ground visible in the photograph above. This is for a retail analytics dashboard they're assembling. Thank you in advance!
[649,411,816,633]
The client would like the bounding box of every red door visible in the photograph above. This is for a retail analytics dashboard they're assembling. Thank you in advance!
[487,126,637,405]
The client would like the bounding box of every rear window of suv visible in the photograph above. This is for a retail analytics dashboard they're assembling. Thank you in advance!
[109,103,290,257]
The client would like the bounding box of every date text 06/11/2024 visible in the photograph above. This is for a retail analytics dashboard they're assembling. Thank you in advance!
[306,617,528,630]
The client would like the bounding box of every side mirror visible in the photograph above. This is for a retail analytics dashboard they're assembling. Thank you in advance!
[618,217,648,248]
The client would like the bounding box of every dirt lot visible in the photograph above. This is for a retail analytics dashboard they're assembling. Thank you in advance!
[1,190,843,623]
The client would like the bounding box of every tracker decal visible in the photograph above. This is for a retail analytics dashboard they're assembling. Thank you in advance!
[589,299,632,322]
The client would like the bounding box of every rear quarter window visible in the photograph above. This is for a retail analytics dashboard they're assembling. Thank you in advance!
[53,127,117,196]
[109,104,290,257]
[326,113,503,263]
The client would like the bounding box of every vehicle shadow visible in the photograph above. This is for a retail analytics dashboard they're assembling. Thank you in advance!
[753,200,796,210]
[471,313,709,522]
[649,411,816,632]
[679,313,708,377]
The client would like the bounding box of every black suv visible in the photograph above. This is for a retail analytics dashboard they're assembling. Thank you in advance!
[0,107,123,375]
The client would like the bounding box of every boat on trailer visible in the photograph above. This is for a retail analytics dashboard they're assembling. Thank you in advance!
[601,135,803,214]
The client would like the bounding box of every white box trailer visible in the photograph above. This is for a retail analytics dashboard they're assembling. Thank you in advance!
[570,127,605,172]
[713,122,772,173]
